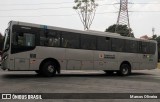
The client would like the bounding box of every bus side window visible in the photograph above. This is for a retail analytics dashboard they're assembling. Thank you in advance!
[81,35,96,50]
[141,42,149,54]
[62,39,68,48]
[44,30,61,47]
[16,33,35,47]
[97,37,111,51]
[17,33,24,46]
[139,42,142,53]
[111,38,125,52]
[24,33,35,47]
[125,40,138,53]
[61,32,80,49]
[149,43,156,54]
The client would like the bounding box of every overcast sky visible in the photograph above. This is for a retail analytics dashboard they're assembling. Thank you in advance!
[0,0,160,38]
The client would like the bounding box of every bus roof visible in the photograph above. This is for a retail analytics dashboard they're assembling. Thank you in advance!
[10,21,157,43]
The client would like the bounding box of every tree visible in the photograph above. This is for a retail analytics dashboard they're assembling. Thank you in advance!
[151,34,160,42]
[0,32,3,51]
[156,36,160,42]
[105,24,134,37]
[151,34,157,40]
[151,34,160,49]
[73,0,98,30]
[150,34,160,62]
[0,32,3,39]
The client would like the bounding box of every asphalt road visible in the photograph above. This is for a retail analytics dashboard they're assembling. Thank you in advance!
[0,69,160,102]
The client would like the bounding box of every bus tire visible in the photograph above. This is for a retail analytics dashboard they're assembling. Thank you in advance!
[41,61,57,77]
[118,63,131,76]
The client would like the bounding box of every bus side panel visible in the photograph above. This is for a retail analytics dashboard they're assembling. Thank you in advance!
[66,49,81,70]
[66,49,94,70]
[93,51,118,70]
[9,56,14,70]
[30,59,43,70]
[119,53,140,70]
[93,51,106,70]
[80,50,94,70]
[139,54,157,70]
[10,51,31,70]
[35,47,66,70]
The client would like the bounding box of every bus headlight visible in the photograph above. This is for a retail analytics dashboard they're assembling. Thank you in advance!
[3,55,8,60]
[4,55,8,60]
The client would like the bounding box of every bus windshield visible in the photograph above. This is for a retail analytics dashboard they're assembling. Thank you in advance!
[3,29,10,52]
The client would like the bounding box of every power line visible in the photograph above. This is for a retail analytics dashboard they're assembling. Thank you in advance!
[0,11,160,18]
[0,2,159,6]
[0,7,72,11]
[0,4,116,11]
[0,1,159,13]
[0,2,74,6]
[0,12,117,18]
[0,3,159,12]
[0,1,160,11]
[129,11,160,12]
[0,0,105,6]
[114,2,160,5]
[132,3,160,4]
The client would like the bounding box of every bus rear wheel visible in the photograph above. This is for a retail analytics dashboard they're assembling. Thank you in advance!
[41,61,57,77]
[118,63,131,76]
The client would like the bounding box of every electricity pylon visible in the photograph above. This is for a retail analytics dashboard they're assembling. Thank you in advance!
[115,0,131,37]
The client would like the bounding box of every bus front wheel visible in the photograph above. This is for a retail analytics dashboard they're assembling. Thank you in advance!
[41,61,57,77]
[118,64,131,76]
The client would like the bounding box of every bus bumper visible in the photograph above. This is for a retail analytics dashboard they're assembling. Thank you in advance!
[1,60,10,70]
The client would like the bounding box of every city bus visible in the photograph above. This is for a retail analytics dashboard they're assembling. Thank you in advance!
[1,21,158,77]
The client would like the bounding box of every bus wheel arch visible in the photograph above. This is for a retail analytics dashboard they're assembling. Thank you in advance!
[118,61,131,76]
[39,58,61,76]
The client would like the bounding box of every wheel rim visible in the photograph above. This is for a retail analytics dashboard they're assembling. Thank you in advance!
[48,65,54,73]
[122,67,128,75]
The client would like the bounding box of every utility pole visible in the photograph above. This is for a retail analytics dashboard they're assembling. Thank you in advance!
[115,0,131,36]
[152,27,155,36]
